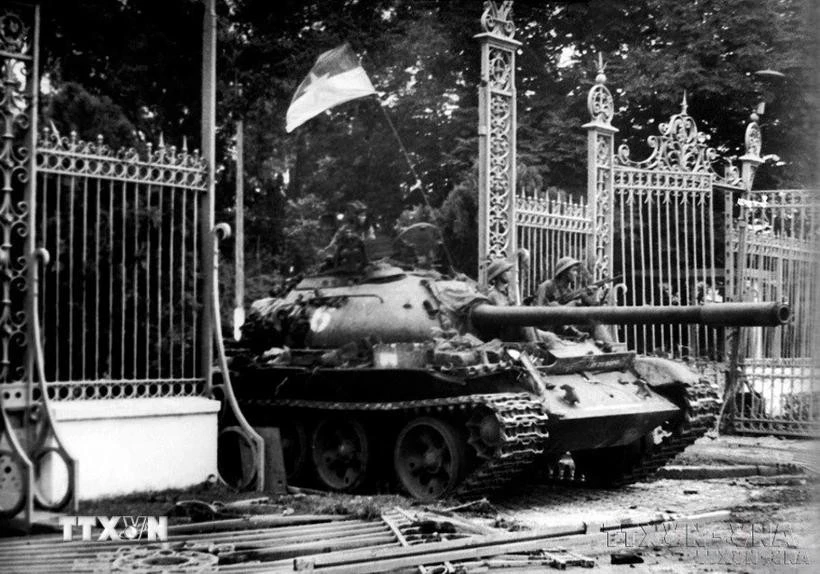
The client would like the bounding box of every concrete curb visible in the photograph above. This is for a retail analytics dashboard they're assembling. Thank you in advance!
[655,463,803,479]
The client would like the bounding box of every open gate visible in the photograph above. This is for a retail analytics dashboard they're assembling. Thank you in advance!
[729,189,820,436]
[493,45,816,437]
[0,0,262,527]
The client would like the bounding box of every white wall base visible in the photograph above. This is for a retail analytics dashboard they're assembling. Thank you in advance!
[47,397,220,501]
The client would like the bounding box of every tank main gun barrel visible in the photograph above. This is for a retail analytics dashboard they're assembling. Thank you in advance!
[470,302,790,328]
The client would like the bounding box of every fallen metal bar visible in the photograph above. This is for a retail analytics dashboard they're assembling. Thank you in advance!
[0,518,371,550]
[222,543,401,573]
[294,510,731,572]
[167,513,352,534]
[382,512,428,574]
[220,532,396,564]
[293,523,588,571]
[221,497,272,508]
[178,521,384,543]
[215,525,391,550]
[0,524,389,558]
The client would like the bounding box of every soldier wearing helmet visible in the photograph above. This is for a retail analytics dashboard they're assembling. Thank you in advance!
[322,200,376,271]
[535,256,582,307]
[485,258,514,306]
[536,256,613,346]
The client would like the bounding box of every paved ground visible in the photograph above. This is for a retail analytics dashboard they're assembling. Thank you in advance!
[12,433,817,573]
[478,434,819,573]
[672,434,816,468]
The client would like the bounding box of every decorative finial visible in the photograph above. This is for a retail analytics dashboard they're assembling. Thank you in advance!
[681,91,688,115]
[158,132,165,149]
[595,52,607,84]
[182,136,188,153]
[480,1,516,39]
[49,120,61,140]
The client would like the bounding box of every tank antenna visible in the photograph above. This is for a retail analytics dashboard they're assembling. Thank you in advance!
[373,96,458,274]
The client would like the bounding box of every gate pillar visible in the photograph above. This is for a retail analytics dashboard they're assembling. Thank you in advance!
[583,55,618,283]
[476,1,520,292]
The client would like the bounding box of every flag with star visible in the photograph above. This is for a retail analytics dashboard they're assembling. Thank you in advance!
[285,44,376,133]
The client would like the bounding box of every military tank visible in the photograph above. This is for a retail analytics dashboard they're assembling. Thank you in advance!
[231,263,789,501]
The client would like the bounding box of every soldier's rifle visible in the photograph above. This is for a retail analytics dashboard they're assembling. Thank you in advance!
[558,275,622,305]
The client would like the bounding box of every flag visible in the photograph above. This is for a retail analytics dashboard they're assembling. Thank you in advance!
[285,44,376,133]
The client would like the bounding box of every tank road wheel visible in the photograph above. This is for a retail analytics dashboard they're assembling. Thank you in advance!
[466,408,504,459]
[394,417,466,501]
[311,418,370,492]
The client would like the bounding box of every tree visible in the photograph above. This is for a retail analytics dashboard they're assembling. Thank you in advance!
[40,0,818,282]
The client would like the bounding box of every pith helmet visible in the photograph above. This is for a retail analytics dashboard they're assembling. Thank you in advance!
[486,259,513,283]
[554,256,581,279]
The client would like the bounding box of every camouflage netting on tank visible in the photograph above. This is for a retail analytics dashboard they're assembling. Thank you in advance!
[427,279,490,334]
[241,297,291,352]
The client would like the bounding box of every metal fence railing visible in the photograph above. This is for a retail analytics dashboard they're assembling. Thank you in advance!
[35,130,209,400]
[730,190,820,436]
[516,192,592,301]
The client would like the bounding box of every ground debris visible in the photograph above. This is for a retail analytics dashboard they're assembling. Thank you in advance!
[442,498,497,515]
[610,549,644,565]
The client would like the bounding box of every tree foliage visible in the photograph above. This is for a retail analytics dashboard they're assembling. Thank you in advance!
[41,0,818,284]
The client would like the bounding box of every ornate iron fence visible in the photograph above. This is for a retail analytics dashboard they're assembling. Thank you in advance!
[586,67,748,360]
[516,192,592,301]
[34,131,208,401]
[730,189,820,436]
[1,0,79,522]
[610,134,736,359]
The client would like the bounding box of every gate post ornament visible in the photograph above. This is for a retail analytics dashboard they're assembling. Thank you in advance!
[583,54,618,283]
[476,1,521,295]
[739,110,763,191]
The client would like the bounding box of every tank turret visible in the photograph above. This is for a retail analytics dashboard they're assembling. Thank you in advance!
[231,265,789,500]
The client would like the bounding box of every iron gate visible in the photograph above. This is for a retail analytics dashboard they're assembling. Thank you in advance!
[505,56,818,436]
[729,189,820,436]
[585,72,748,361]
[0,0,79,523]
[516,192,592,303]
[34,131,208,400]
[1,0,264,524]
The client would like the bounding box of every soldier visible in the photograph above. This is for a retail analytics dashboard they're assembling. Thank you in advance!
[485,259,514,306]
[484,258,562,347]
[536,256,584,306]
[323,200,376,270]
[536,256,613,346]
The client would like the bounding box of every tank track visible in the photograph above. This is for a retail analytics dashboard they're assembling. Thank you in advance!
[568,376,721,487]
[239,392,550,497]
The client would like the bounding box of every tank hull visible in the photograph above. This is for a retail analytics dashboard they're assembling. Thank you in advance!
[232,356,698,498]
[232,270,771,499]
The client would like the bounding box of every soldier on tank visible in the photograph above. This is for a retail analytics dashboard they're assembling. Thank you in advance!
[323,200,376,271]
[484,258,562,347]
[536,256,613,346]
[485,259,514,306]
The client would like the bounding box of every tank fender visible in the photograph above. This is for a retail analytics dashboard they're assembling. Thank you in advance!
[632,356,699,386]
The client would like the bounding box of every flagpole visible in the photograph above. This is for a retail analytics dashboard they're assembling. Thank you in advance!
[372,96,457,273]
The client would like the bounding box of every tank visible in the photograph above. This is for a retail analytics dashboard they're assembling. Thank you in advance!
[231,263,789,501]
